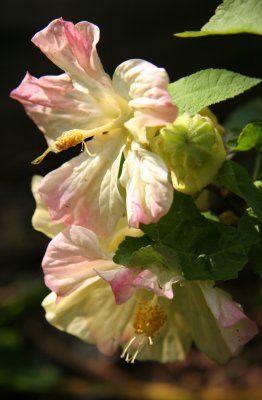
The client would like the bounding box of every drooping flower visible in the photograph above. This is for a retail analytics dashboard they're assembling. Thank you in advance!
[41,224,258,363]
[11,18,177,234]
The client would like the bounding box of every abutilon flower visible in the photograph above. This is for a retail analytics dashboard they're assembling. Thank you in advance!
[11,18,178,234]
[41,224,258,364]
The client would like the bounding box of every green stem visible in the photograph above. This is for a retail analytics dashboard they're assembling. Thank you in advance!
[252,152,262,180]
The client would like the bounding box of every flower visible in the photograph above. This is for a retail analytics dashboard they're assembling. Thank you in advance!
[11,18,177,234]
[41,224,258,363]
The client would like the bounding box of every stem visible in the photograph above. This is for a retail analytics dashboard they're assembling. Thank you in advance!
[252,152,262,180]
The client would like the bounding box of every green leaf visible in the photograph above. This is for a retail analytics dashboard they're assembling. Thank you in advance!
[255,180,262,191]
[114,192,254,280]
[125,243,182,272]
[141,192,199,244]
[113,235,152,266]
[175,0,262,37]
[239,211,262,276]
[168,69,261,115]
[201,211,220,222]
[176,226,250,280]
[228,122,262,151]
[128,245,164,266]
[157,194,250,280]
[224,98,262,133]
[216,160,262,220]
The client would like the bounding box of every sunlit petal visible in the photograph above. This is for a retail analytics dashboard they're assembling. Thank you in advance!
[42,226,116,298]
[42,280,135,356]
[39,130,126,236]
[120,142,173,228]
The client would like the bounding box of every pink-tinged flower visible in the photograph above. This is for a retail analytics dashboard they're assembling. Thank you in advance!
[11,18,177,234]
[42,225,258,363]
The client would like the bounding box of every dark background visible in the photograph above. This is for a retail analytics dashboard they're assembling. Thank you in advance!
[1,1,262,399]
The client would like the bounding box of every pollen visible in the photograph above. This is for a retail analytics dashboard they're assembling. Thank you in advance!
[133,300,167,338]
[31,130,88,165]
[121,300,167,363]
[55,130,84,151]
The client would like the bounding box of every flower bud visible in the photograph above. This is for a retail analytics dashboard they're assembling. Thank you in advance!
[151,114,226,194]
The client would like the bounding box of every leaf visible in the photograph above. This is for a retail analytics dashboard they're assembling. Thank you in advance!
[128,245,164,266]
[141,192,199,242]
[224,98,262,132]
[113,235,152,265]
[116,192,253,280]
[168,69,261,115]
[201,211,220,222]
[239,211,262,276]
[157,194,250,280]
[177,226,251,280]
[175,0,262,37]
[255,180,262,191]
[124,243,182,272]
[216,160,262,220]
[228,122,262,151]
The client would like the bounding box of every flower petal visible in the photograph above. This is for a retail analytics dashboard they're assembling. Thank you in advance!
[120,142,173,228]
[113,59,170,102]
[98,266,176,304]
[42,225,116,298]
[93,267,136,304]
[31,18,111,88]
[42,280,135,356]
[124,112,176,144]
[113,59,178,143]
[175,281,258,363]
[39,130,126,236]
[31,175,64,238]
[10,72,120,143]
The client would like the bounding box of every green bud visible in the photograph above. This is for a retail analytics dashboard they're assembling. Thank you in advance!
[151,114,226,194]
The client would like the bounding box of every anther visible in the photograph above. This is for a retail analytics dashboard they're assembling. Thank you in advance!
[121,300,167,363]
[31,130,85,165]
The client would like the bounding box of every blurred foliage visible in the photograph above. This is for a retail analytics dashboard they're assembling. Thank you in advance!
[0,327,61,392]
[0,281,62,394]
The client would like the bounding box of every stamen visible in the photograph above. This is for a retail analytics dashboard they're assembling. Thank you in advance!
[148,336,153,345]
[31,94,133,165]
[129,349,139,363]
[54,130,85,152]
[121,300,167,363]
[31,148,52,165]
[133,300,167,338]
[120,336,136,360]
[81,141,96,157]
[31,130,87,165]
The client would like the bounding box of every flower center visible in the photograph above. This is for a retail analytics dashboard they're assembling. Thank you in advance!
[31,93,132,165]
[121,300,167,363]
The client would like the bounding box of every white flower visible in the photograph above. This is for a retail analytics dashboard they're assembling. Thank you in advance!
[11,18,177,234]
[42,225,258,363]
